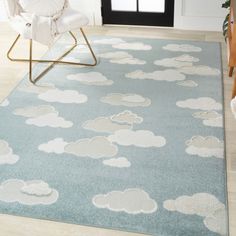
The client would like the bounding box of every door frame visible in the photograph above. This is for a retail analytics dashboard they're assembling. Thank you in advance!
[69,0,225,32]
[101,0,175,27]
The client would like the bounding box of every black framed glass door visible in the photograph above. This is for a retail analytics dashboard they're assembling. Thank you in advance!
[101,0,175,27]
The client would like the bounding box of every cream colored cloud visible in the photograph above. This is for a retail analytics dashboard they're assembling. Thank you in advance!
[163,44,202,52]
[21,181,53,196]
[92,189,157,214]
[101,93,151,107]
[179,65,221,76]
[126,70,186,82]
[193,111,222,120]
[0,179,58,205]
[177,80,198,88]
[204,208,227,236]
[203,117,223,128]
[175,54,200,62]
[154,58,192,68]
[163,193,227,235]
[99,51,146,65]
[13,105,57,118]
[108,130,166,148]
[67,72,113,86]
[111,57,146,65]
[0,99,9,107]
[0,140,19,165]
[113,42,152,51]
[38,138,68,154]
[176,97,222,111]
[18,83,55,94]
[38,89,88,104]
[82,117,132,134]
[111,110,143,125]
[185,136,224,158]
[193,111,223,128]
[99,51,132,59]
[103,157,131,168]
[64,136,118,159]
[26,113,73,128]
[154,54,199,68]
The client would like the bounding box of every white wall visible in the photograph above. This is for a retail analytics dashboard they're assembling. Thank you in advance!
[174,0,228,31]
[0,0,7,21]
[70,0,102,25]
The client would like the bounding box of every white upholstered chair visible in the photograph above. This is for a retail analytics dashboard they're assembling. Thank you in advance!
[4,0,97,83]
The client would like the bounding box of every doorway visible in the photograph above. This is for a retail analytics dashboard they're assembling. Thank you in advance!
[101,0,175,27]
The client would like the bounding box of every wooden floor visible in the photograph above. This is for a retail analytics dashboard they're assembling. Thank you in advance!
[0,23,235,236]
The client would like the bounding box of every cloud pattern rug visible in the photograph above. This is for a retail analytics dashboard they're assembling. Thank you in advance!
[0,36,228,236]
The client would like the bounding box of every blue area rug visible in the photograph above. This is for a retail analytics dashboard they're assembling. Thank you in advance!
[0,35,228,236]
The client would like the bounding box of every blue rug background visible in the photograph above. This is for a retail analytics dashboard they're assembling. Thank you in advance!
[0,35,227,236]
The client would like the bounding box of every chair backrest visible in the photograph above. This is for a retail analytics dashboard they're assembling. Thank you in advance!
[3,0,22,17]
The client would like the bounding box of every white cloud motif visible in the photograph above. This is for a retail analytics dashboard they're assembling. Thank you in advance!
[185,136,224,158]
[26,113,73,128]
[193,111,223,128]
[231,97,236,118]
[82,117,132,134]
[92,189,157,214]
[63,56,81,63]
[0,179,58,205]
[163,193,227,235]
[64,136,118,159]
[111,110,143,125]
[176,97,222,111]
[179,65,221,76]
[0,99,9,107]
[103,157,131,168]
[93,38,126,45]
[163,44,202,52]
[38,138,68,154]
[108,130,166,148]
[65,45,89,54]
[177,80,198,88]
[126,70,186,82]
[0,140,19,165]
[18,83,55,94]
[38,89,88,104]
[101,93,151,107]
[113,42,152,51]
[67,72,113,86]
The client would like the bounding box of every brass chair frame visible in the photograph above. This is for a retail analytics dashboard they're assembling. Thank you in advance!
[7,28,97,84]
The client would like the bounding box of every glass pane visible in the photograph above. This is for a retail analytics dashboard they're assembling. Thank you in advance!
[139,0,165,13]
[111,0,137,12]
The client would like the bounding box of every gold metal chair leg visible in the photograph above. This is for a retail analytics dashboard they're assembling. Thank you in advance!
[7,29,98,83]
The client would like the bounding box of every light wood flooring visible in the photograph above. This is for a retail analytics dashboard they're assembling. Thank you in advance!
[0,23,235,236]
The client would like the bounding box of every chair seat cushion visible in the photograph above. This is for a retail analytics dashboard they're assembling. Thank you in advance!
[56,8,89,34]
[19,0,65,17]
